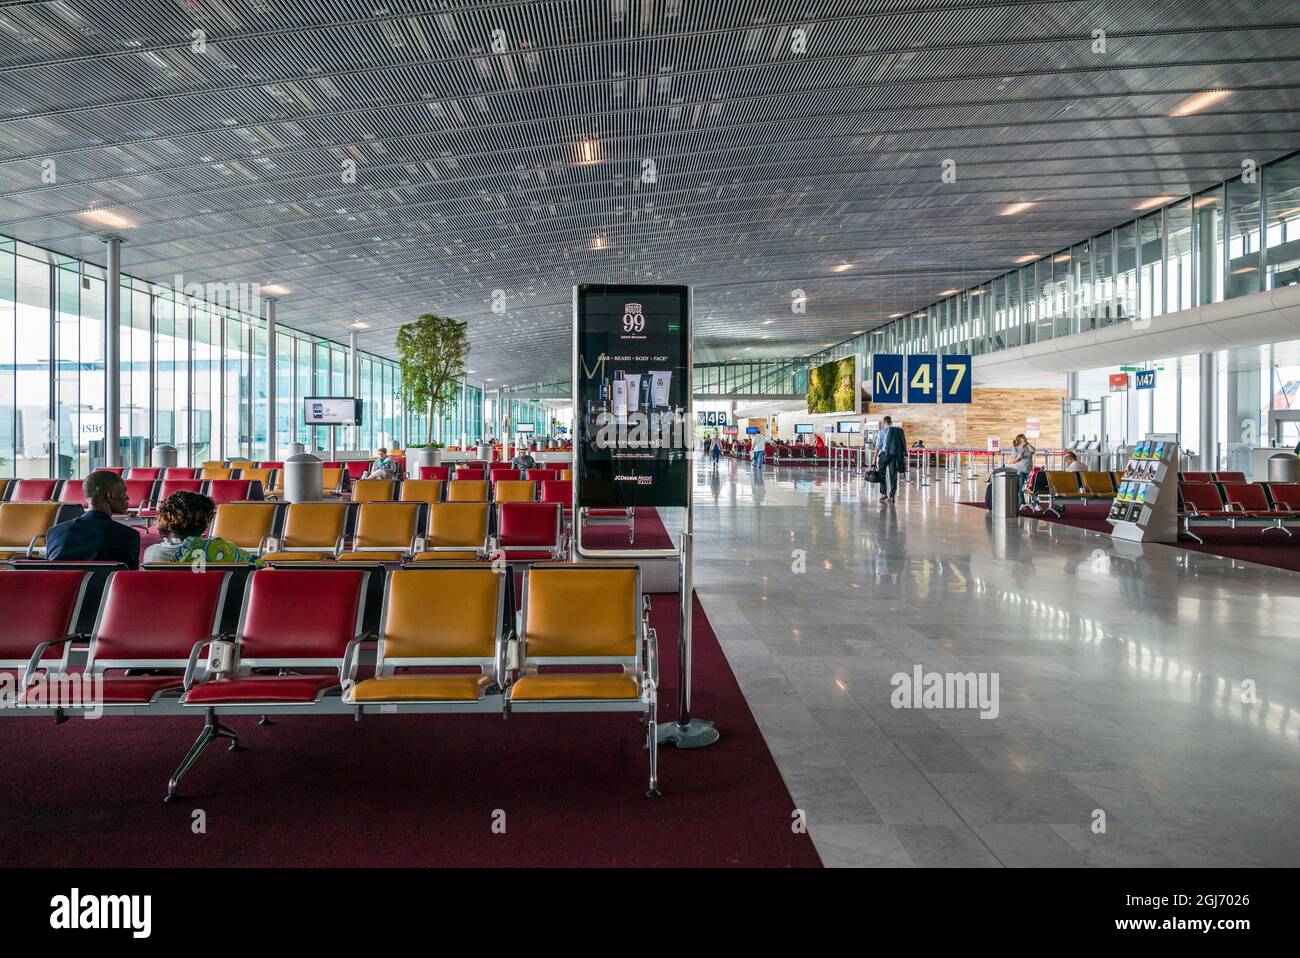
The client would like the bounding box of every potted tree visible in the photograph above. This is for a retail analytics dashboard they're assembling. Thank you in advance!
[397,312,469,471]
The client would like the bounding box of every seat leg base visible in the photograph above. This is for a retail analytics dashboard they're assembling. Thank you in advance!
[166,712,243,800]
[656,717,719,749]
[258,714,274,726]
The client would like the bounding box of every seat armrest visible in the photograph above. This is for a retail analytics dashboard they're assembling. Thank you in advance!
[25,534,45,559]
[333,535,346,558]
[1226,502,1246,514]
[340,636,370,685]
[643,627,659,696]
[184,635,232,689]
[22,635,76,690]
[495,628,514,689]
[257,534,272,555]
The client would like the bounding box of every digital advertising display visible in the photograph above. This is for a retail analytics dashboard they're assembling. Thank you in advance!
[303,397,361,425]
[574,283,690,509]
[794,423,815,434]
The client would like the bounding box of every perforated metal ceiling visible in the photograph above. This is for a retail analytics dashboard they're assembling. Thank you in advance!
[0,0,1296,384]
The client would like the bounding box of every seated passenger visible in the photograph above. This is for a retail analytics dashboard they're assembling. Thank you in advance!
[143,490,258,566]
[511,446,537,470]
[1063,451,1085,472]
[364,446,395,480]
[45,471,141,568]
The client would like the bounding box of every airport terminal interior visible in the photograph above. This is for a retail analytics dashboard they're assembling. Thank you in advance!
[1,0,1299,885]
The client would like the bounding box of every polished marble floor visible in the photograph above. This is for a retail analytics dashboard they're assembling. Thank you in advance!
[690,459,1300,867]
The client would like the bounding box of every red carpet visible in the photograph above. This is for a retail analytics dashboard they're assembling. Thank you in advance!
[580,508,677,551]
[0,595,819,868]
[960,502,1300,574]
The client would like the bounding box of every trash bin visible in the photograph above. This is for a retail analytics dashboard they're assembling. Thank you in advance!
[1268,452,1300,483]
[151,444,177,469]
[990,468,1021,519]
[283,452,323,503]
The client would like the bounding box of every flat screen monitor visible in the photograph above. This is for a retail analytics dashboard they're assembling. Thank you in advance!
[794,424,815,434]
[304,397,361,425]
[835,421,862,434]
[745,426,760,435]
[1068,398,1092,415]
[515,423,536,434]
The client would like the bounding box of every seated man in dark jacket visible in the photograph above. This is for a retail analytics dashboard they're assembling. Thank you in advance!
[45,470,140,568]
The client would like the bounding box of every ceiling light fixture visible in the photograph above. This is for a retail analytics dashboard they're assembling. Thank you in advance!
[1014,253,1039,263]
[78,208,134,230]
[831,263,854,272]
[261,283,291,296]
[999,201,1035,216]
[1169,88,1232,117]
[939,288,959,296]
[347,320,369,329]
[577,139,601,164]
[1135,195,1175,211]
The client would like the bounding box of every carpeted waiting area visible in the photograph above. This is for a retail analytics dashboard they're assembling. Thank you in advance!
[0,595,820,868]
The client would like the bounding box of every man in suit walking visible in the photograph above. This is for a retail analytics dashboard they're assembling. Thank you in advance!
[874,416,907,502]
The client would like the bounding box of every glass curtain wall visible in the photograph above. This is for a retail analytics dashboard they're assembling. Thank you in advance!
[0,233,409,478]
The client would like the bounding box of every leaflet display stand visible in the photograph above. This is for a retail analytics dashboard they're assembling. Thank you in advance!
[1107,433,1179,543]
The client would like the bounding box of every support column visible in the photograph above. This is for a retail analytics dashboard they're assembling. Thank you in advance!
[1064,371,1079,447]
[349,330,359,450]
[1200,351,1218,471]
[103,236,123,467]
[266,298,277,462]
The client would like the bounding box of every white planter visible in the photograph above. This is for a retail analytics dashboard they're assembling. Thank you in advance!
[411,446,441,471]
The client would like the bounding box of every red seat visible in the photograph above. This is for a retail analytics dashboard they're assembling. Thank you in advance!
[539,480,573,516]
[19,570,229,708]
[205,479,257,505]
[163,468,197,479]
[488,462,516,472]
[0,569,88,674]
[1181,471,1213,483]
[138,478,203,516]
[10,479,61,502]
[1221,483,1289,517]
[1180,482,1231,516]
[182,568,366,706]
[1214,471,1247,483]
[182,674,339,704]
[1266,483,1300,510]
[123,478,159,512]
[258,462,283,470]
[57,481,88,506]
[497,502,563,560]
[94,467,124,476]
[418,466,451,481]
[523,469,558,483]
[489,469,522,484]
[455,468,486,481]
[127,467,162,481]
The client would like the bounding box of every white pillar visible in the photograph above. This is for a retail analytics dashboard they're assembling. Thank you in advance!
[103,236,123,467]
[266,298,277,462]
[349,330,359,450]
[1199,352,1218,471]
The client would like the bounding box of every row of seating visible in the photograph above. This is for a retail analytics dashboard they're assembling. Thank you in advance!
[0,563,659,799]
[1179,481,1300,541]
[1027,470,1252,514]
[351,477,572,507]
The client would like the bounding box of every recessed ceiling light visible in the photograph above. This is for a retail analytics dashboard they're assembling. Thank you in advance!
[831,263,854,272]
[1169,89,1232,117]
[889,312,904,318]
[1193,196,1219,208]
[78,208,134,230]
[1135,195,1175,210]
[1013,253,1039,263]
[851,330,863,335]
[591,235,606,250]
[261,283,291,295]
[347,320,369,329]
[999,201,1035,216]
[577,139,601,164]
[762,319,774,325]
[939,288,959,296]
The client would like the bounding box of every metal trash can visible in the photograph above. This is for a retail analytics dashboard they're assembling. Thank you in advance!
[1268,452,1300,483]
[283,452,323,503]
[990,467,1021,519]
[151,444,177,469]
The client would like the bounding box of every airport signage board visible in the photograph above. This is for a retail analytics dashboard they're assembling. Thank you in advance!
[907,355,939,404]
[573,284,690,509]
[1135,369,1157,390]
[942,355,972,404]
[1109,373,1131,391]
[871,354,904,403]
